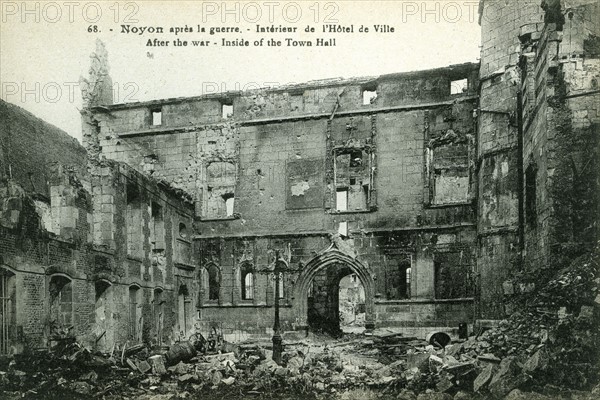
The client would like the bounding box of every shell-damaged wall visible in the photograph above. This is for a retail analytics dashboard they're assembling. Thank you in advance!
[83,63,481,337]
[1,91,195,353]
[520,1,600,282]
[477,0,600,320]
[476,0,545,319]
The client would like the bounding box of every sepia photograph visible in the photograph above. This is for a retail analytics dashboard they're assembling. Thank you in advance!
[0,0,599,399]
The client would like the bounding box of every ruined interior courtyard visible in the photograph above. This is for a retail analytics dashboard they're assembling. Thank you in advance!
[0,0,599,398]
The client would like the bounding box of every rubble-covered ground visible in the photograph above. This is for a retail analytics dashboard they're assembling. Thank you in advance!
[1,249,598,400]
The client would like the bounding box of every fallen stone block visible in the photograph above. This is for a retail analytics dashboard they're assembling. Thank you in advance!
[473,364,495,393]
[221,376,235,385]
[477,353,501,363]
[406,352,430,371]
[488,357,528,398]
[148,355,167,375]
[429,354,445,372]
[505,389,550,400]
[211,370,223,386]
[523,348,548,374]
[137,360,152,374]
[416,392,453,400]
[178,373,197,383]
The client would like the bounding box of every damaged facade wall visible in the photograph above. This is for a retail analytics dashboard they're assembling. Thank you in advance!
[476,0,545,319]
[477,0,600,318]
[85,63,480,339]
[0,100,195,354]
[520,0,600,277]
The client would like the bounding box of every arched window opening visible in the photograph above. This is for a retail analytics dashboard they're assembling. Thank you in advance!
[0,267,17,355]
[128,285,141,342]
[386,258,412,300]
[94,280,112,349]
[207,265,220,301]
[178,285,191,337]
[153,289,164,346]
[405,267,412,299]
[49,275,73,330]
[278,272,284,299]
[241,264,254,300]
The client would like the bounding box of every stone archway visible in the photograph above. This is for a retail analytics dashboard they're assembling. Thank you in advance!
[292,249,375,331]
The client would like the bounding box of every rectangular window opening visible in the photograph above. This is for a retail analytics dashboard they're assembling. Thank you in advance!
[362,88,377,105]
[526,163,537,227]
[450,78,468,95]
[223,194,235,217]
[222,102,234,119]
[336,189,348,211]
[126,183,142,258]
[338,221,348,236]
[151,202,165,250]
[151,109,162,126]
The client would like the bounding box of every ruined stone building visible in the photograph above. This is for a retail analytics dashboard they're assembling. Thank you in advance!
[1,0,598,354]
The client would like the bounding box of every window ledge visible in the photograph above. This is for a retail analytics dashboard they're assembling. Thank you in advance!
[330,207,377,215]
[375,297,474,305]
[174,262,195,271]
[126,255,143,262]
[197,214,241,222]
[426,201,471,209]
[199,303,292,309]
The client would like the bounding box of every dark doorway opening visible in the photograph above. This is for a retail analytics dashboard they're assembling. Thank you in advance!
[306,263,366,336]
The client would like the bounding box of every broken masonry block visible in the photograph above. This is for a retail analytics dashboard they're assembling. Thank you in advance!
[473,363,496,393]
[126,358,137,370]
[148,355,167,375]
[137,360,152,374]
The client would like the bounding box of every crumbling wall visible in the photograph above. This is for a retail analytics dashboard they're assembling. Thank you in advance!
[82,60,480,336]
[520,0,600,284]
[476,0,545,319]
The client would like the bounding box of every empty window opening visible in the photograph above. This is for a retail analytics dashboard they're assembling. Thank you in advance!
[128,285,141,342]
[49,276,73,329]
[205,162,237,219]
[336,189,348,211]
[429,146,470,205]
[334,148,372,212]
[178,285,191,337]
[151,108,162,126]
[0,268,17,355]
[386,258,412,300]
[221,102,234,119]
[349,150,363,167]
[338,221,348,236]
[208,265,220,301]
[450,78,468,95]
[434,252,473,299]
[405,267,412,298]
[151,202,165,250]
[362,88,377,105]
[153,289,164,346]
[277,272,284,299]
[95,280,112,349]
[526,163,537,227]
[126,183,143,259]
[241,265,254,300]
[223,194,235,217]
[179,222,188,239]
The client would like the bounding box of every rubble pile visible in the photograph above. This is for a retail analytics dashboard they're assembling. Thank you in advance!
[0,251,597,399]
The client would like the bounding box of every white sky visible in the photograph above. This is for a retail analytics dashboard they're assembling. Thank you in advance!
[0,1,481,141]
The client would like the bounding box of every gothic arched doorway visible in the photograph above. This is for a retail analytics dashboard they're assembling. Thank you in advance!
[292,250,375,334]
